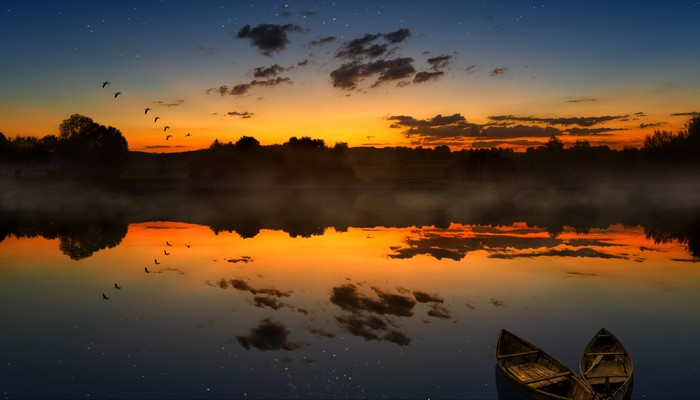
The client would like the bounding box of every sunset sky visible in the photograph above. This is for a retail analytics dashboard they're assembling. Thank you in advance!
[1,0,699,152]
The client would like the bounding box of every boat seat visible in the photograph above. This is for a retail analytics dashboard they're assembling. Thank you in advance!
[508,362,571,388]
[497,350,540,359]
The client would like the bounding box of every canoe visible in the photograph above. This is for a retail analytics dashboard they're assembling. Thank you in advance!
[496,329,594,400]
[580,328,633,400]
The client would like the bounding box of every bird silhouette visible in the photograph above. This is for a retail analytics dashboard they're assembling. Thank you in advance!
[154,116,160,123]
[114,283,121,290]
[114,91,122,98]
[164,250,170,256]
[185,133,192,137]
[163,126,170,132]
[145,267,150,273]
[165,134,172,140]
[102,293,110,300]
[102,81,110,88]
[144,107,151,114]
[166,241,172,246]
[154,259,160,265]
[185,244,191,248]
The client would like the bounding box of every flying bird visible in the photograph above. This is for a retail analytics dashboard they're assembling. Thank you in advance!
[163,126,170,132]
[102,81,110,88]
[114,283,121,290]
[102,293,110,300]
[154,259,160,265]
[145,267,150,273]
[166,134,172,140]
[185,244,191,248]
[154,116,160,123]
[164,250,170,256]
[166,241,172,246]
[185,133,192,137]
[114,91,122,98]
[144,107,151,114]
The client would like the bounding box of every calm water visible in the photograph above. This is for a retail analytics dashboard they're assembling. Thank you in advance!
[1,187,700,399]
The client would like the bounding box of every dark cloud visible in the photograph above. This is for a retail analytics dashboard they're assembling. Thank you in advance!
[253,64,286,79]
[297,58,309,66]
[226,255,253,261]
[670,111,699,116]
[412,291,444,303]
[427,304,452,319]
[490,298,507,307]
[483,124,562,138]
[565,97,597,103]
[207,77,292,96]
[335,28,411,60]
[639,122,666,129]
[388,113,483,140]
[237,23,303,56]
[308,36,336,47]
[426,54,452,70]
[330,58,416,89]
[489,247,627,260]
[225,111,254,119]
[567,127,624,136]
[334,314,410,346]
[488,114,628,127]
[465,64,477,74]
[469,139,544,149]
[237,318,303,351]
[384,28,411,43]
[413,71,444,84]
[386,227,626,261]
[330,284,416,317]
[490,67,508,76]
[153,99,185,107]
[634,112,646,116]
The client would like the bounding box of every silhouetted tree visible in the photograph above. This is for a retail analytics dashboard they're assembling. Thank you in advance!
[57,114,129,180]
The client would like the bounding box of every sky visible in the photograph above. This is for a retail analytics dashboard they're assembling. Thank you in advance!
[1,0,699,152]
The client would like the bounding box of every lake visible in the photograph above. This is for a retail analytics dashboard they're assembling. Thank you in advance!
[1,185,699,398]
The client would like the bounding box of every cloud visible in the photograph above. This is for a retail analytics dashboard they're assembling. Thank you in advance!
[253,64,286,78]
[490,67,508,76]
[153,99,185,107]
[469,139,544,149]
[426,54,452,70]
[566,127,624,136]
[297,58,309,66]
[330,57,416,89]
[308,36,336,47]
[225,111,254,119]
[329,29,422,90]
[639,122,666,129]
[670,111,699,116]
[488,114,628,127]
[207,77,292,96]
[465,64,477,74]
[488,247,627,260]
[483,124,562,138]
[411,71,445,83]
[388,113,483,140]
[384,28,411,43]
[634,112,646,116]
[237,23,303,56]
[237,318,303,351]
[565,97,597,103]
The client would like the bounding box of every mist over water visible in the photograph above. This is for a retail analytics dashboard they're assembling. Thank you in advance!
[2,182,700,398]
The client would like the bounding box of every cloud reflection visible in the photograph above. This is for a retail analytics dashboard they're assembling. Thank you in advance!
[237,318,303,351]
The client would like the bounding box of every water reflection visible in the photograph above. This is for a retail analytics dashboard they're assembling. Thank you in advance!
[2,187,700,398]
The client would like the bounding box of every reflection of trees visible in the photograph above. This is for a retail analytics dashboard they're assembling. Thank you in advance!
[57,221,128,260]
[645,216,700,260]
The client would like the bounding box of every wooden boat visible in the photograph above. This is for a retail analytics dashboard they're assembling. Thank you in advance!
[496,329,594,400]
[580,328,633,400]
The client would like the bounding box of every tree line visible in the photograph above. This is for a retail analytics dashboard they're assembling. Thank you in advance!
[1,113,699,185]
[0,114,128,181]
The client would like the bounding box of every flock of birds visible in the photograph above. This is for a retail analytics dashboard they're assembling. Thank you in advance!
[102,240,191,300]
[101,81,192,141]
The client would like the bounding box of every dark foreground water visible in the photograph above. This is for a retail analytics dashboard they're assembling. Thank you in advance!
[1,186,699,399]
